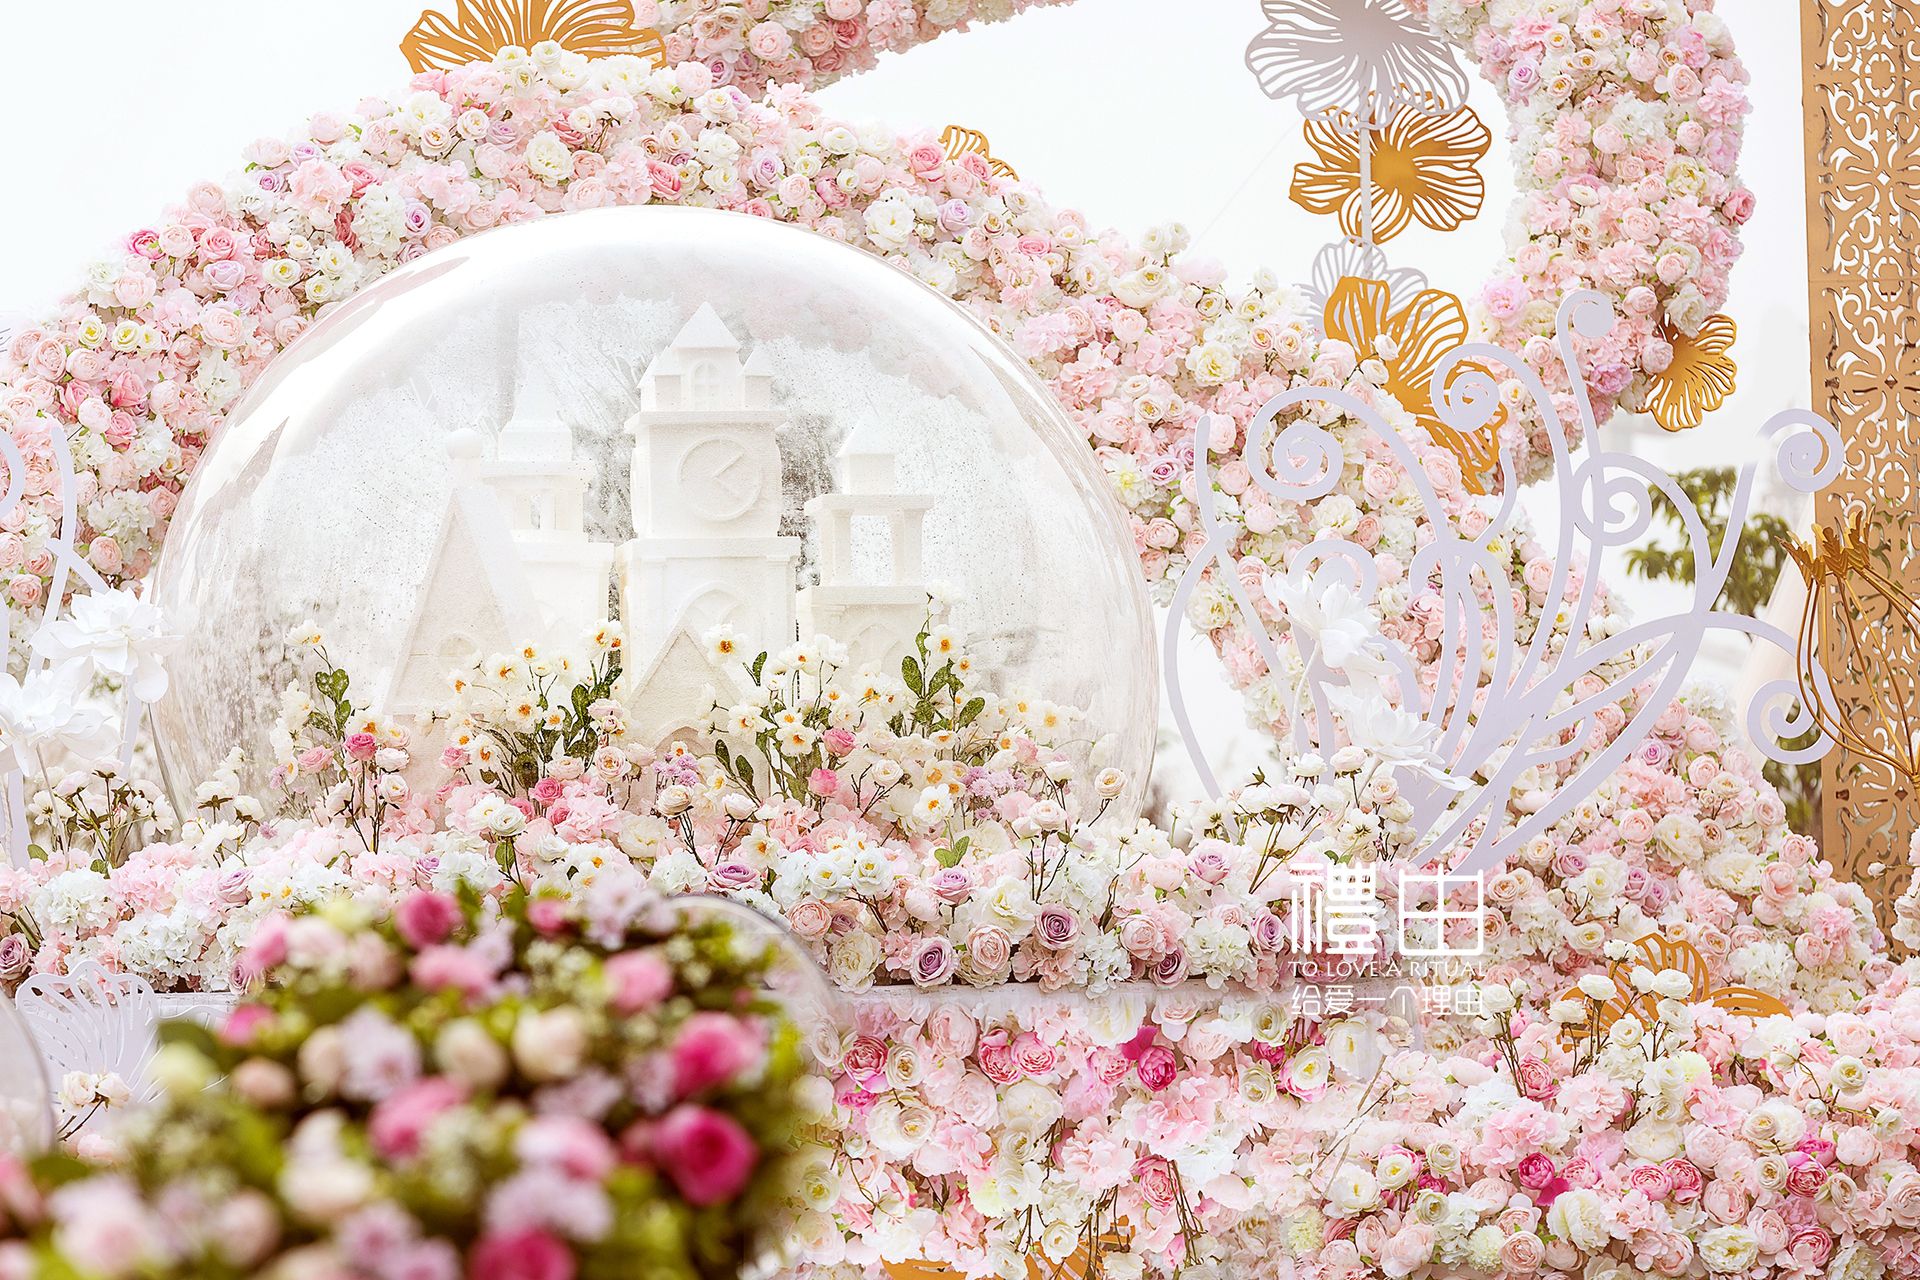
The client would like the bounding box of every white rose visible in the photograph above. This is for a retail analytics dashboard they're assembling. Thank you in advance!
[278,1158,374,1224]
[865,198,916,249]
[1325,1165,1379,1216]
[828,930,882,991]
[525,130,573,182]
[512,1006,588,1082]
[1699,1227,1760,1273]
[436,1018,509,1090]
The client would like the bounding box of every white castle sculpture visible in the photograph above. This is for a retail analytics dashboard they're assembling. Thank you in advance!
[390,303,938,752]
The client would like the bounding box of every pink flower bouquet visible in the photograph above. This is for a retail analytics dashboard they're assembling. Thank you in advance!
[0,885,805,1280]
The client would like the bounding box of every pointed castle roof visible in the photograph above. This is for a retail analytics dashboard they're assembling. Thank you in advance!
[670,302,741,351]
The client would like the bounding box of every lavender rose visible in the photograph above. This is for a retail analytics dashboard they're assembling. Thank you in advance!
[1035,905,1080,952]
[909,936,957,988]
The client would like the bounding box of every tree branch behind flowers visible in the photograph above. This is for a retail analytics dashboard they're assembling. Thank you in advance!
[1623,466,1820,835]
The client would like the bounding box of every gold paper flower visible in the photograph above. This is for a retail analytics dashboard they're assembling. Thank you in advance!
[1290,105,1490,243]
[1321,275,1505,494]
[1556,933,1791,1051]
[1644,313,1738,433]
[402,0,665,72]
[941,126,1017,180]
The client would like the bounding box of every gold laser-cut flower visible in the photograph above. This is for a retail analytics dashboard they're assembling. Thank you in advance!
[1322,275,1505,494]
[941,126,1018,180]
[1556,933,1790,1051]
[401,0,666,72]
[1644,313,1738,433]
[1290,105,1490,243]
[1785,509,1920,795]
[886,1221,1130,1280]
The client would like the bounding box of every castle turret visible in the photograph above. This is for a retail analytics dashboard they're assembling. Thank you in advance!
[480,379,615,640]
[797,418,940,669]
[618,304,801,681]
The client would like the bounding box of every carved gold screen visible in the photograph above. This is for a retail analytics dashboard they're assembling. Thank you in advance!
[1802,0,1920,938]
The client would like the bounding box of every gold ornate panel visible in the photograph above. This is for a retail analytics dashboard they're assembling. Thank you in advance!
[1803,0,1920,939]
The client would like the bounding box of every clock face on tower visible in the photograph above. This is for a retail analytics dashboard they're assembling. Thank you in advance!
[677,436,765,523]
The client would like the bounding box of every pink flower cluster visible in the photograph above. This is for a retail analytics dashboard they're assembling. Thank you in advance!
[0,884,795,1279]
[0,10,1746,713]
[1420,0,1753,455]
[640,0,1076,96]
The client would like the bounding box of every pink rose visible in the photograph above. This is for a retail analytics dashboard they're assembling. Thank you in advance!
[965,925,1012,977]
[1011,1032,1057,1078]
[345,732,379,761]
[976,1031,1021,1085]
[748,20,793,60]
[842,1035,886,1081]
[1516,1153,1557,1192]
[787,899,831,940]
[368,1075,467,1159]
[673,1012,762,1098]
[1789,1228,1833,1270]
[652,1103,759,1206]
[1661,1157,1703,1203]
[1117,914,1162,959]
[1136,1045,1178,1091]
[1383,1223,1435,1278]
[924,1006,978,1058]
[1500,1232,1544,1273]
[394,891,462,950]
[1135,1156,1178,1210]
[1627,1162,1672,1200]
[929,869,973,903]
[1517,1056,1557,1100]
[467,1229,575,1280]
[605,950,673,1015]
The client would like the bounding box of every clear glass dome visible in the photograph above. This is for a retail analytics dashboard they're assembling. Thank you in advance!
[150,206,1157,817]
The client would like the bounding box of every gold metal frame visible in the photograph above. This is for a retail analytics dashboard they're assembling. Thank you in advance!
[1801,0,1920,930]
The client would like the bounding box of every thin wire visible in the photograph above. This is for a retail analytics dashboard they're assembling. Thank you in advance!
[1188,130,1293,254]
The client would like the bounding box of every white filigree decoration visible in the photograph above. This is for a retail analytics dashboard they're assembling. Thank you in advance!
[1244,0,1469,127]
[0,410,166,865]
[1302,242,1430,319]
[14,961,165,1104]
[1166,290,1838,880]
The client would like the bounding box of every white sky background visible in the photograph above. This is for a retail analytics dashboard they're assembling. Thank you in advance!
[0,0,1811,795]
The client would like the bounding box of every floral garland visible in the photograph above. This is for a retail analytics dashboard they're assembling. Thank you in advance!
[0,1,1750,753]
[0,887,805,1279]
[0,596,1902,1280]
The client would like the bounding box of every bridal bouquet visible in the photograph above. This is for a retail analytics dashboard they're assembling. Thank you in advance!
[0,884,803,1280]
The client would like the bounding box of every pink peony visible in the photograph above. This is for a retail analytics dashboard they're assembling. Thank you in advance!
[468,1229,575,1280]
[651,1104,759,1207]
[368,1075,467,1160]
[604,950,673,1015]
[394,891,462,950]
[672,1012,762,1098]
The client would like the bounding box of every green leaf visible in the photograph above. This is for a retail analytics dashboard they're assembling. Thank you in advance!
[714,739,732,768]
[571,683,591,719]
[733,756,754,787]
[314,668,349,704]
[902,655,924,697]
[935,834,971,867]
[956,697,986,728]
[750,652,767,684]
